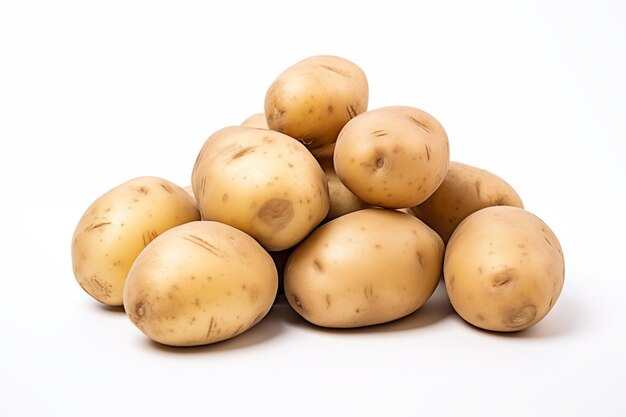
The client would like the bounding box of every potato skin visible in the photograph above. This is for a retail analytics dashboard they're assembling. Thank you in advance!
[191,126,329,251]
[241,113,269,129]
[334,106,449,209]
[123,221,278,346]
[444,206,564,332]
[411,161,523,243]
[265,55,368,149]
[284,208,444,328]
[318,157,369,221]
[71,177,200,305]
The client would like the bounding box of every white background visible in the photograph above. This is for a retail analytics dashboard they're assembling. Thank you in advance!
[1,1,625,416]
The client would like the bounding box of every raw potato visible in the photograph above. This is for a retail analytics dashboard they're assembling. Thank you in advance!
[71,177,200,306]
[124,221,278,346]
[265,55,368,149]
[241,113,269,129]
[444,206,564,332]
[284,208,444,328]
[334,106,450,209]
[191,126,330,251]
[318,157,369,221]
[411,161,523,243]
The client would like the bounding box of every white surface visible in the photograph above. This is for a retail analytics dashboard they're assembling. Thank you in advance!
[1,1,625,416]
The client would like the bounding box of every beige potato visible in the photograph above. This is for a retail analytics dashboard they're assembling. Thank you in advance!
[334,106,450,209]
[241,113,269,129]
[444,206,564,332]
[284,208,444,328]
[318,157,369,221]
[71,177,200,305]
[411,161,524,243]
[265,55,368,149]
[124,221,278,346]
[191,126,329,251]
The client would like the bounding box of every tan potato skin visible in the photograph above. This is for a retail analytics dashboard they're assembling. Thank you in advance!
[124,221,278,346]
[444,206,565,332]
[284,208,444,328]
[71,177,200,306]
[265,55,369,149]
[318,157,369,221]
[411,161,524,243]
[334,106,450,209]
[191,126,329,251]
[241,113,269,129]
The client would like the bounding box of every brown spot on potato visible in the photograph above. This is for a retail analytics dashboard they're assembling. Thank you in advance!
[477,314,485,321]
[504,305,537,329]
[290,293,305,312]
[325,294,331,308]
[205,317,215,339]
[372,129,389,137]
[231,146,256,160]
[135,302,145,318]
[375,156,385,169]
[492,269,515,287]
[88,222,111,231]
[160,183,172,193]
[346,105,357,120]
[407,115,432,134]
[416,251,425,267]
[475,181,481,198]
[257,198,294,231]
[319,64,350,78]
[182,234,220,256]
[313,259,324,272]
[544,236,553,248]
[363,285,373,301]
[327,105,334,113]
[424,144,431,161]
[131,186,149,194]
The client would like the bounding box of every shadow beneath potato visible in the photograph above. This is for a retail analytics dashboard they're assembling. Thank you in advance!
[95,303,126,314]
[281,281,454,334]
[144,299,290,353]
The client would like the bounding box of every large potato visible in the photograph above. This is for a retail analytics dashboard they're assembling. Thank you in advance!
[334,106,449,209]
[444,206,564,332]
[71,177,200,305]
[265,55,368,149]
[411,161,523,243]
[191,126,329,251]
[124,221,278,346]
[318,157,369,221]
[284,208,444,328]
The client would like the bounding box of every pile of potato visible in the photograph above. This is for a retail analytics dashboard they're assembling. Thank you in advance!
[71,55,564,347]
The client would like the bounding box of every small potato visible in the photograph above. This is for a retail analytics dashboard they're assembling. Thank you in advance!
[265,55,368,149]
[411,161,524,243]
[191,126,329,251]
[285,208,444,328]
[71,177,200,305]
[124,221,278,346]
[318,157,369,221]
[334,106,450,209]
[241,113,269,129]
[444,206,564,332]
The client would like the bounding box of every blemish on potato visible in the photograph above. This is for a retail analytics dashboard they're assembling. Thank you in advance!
[504,304,537,328]
[406,115,432,134]
[318,64,350,78]
[222,193,229,202]
[160,183,172,193]
[313,259,324,271]
[325,294,331,308]
[474,181,481,198]
[290,293,305,312]
[257,198,294,231]
[416,251,425,267]
[87,221,111,232]
[181,234,220,256]
[131,186,149,194]
[327,105,334,113]
[205,316,215,339]
[492,270,514,287]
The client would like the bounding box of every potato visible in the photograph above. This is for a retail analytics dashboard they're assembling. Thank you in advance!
[318,157,369,221]
[265,55,368,149]
[334,106,449,209]
[411,161,523,243]
[444,206,564,332]
[191,126,329,251]
[241,113,269,129]
[71,177,200,306]
[124,221,278,346]
[284,208,444,328]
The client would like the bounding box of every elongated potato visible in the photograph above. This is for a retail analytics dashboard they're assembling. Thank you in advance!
[191,126,329,251]
[241,113,269,129]
[444,206,564,332]
[71,177,200,305]
[318,157,369,221]
[285,208,444,328]
[411,161,523,243]
[265,55,368,149]
[334,106,449,208]
[124,221,278,346]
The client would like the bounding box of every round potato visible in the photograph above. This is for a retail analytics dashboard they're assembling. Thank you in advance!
[444,206,564,332]
[334,106,449,209]
[71,177,200,305]
[318,157,369,221]
[241,113,269,129]
[265,55,368,149]
[124,221,278,346]
[191,126,329,251]
[284,208,444,328]
[411,161,523,243]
